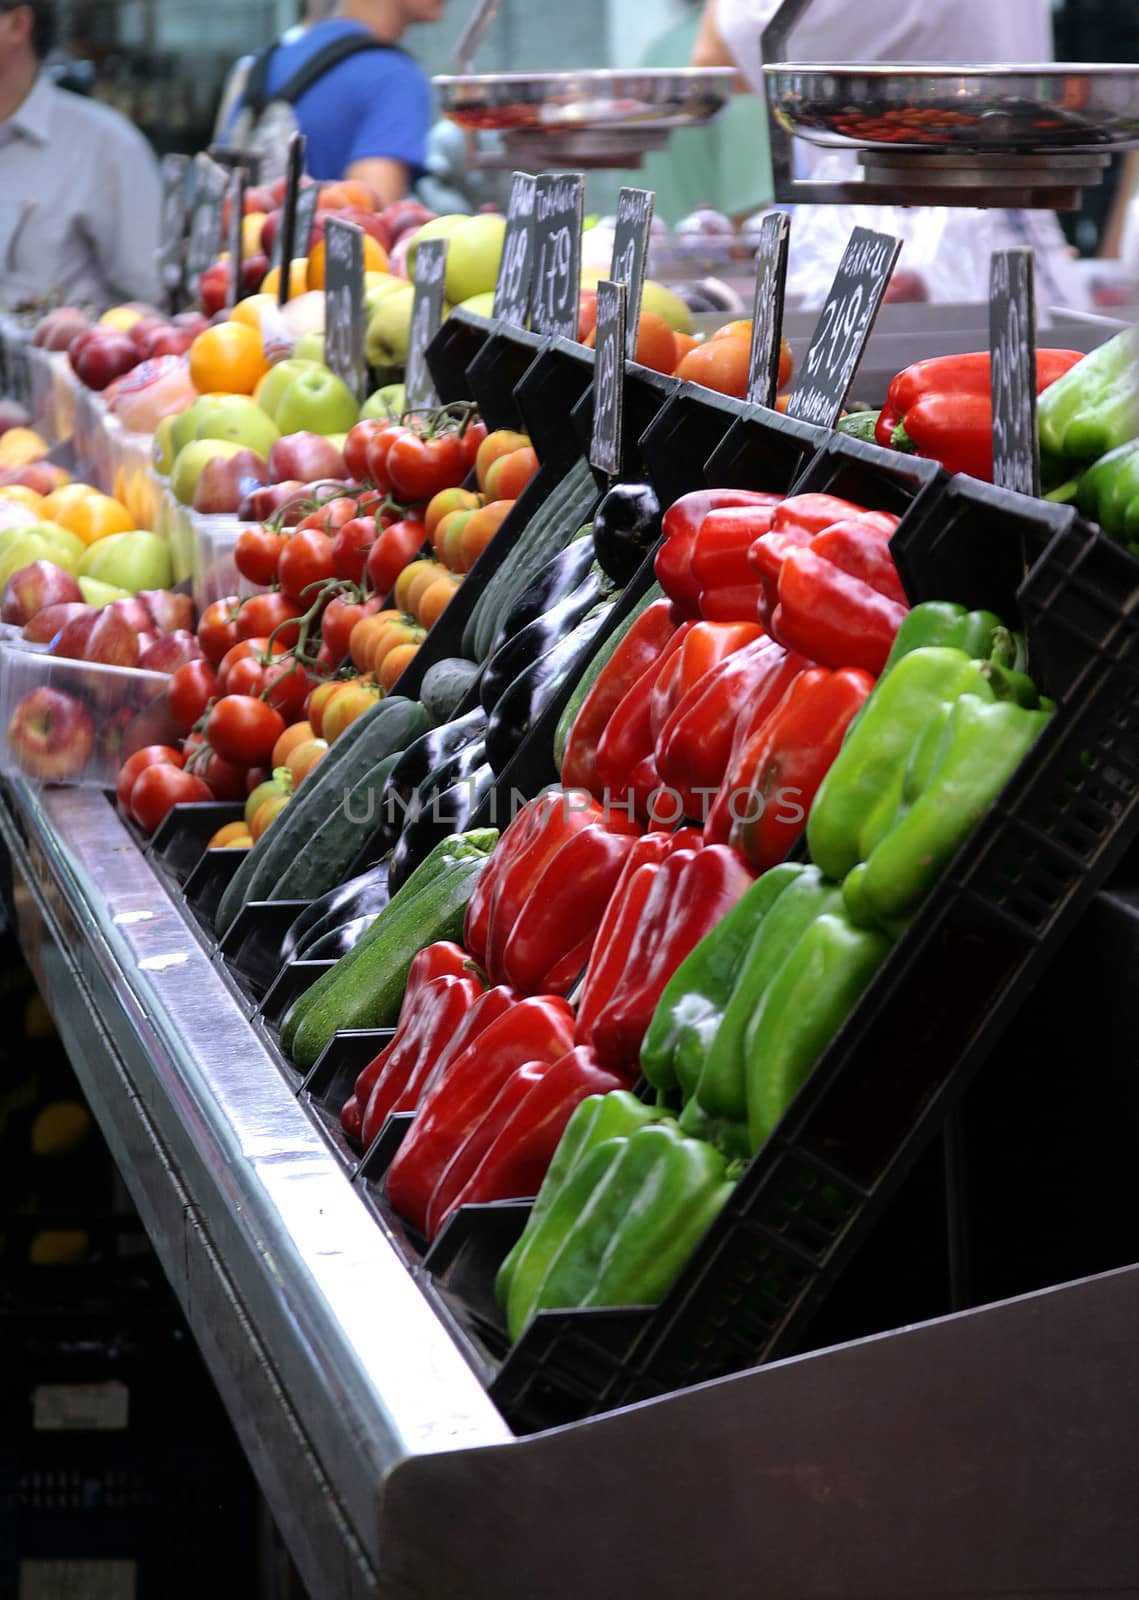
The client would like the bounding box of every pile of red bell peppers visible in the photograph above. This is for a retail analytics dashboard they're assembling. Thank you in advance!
[339,485,916,1246]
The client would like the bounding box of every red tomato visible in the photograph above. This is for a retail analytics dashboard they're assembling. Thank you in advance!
[331,516,378,583]
[364,518,428,598]
[278,529,335,604]
[116,745,183,812]
[461,419,487,470]
[234,526,285,587]
[200,750,247,801]
[130,764,212,833]
[237,591,304,648]
[206,695,286,768]
[310,640,337,678]
[386,431,467,502]
[322,593,382,661]
[262,656,312,721]
[343,420,390,483]
[167,660,219,735]
[363,423,410,493]
[197,597,243,665]
[217,637,280,694]
[245,764,270,795]
[224,656,268,698]
[296,496,359,536]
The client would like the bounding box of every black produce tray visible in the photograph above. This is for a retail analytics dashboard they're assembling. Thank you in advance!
[642,387,828,507]
[512,336,596,477]
[300,1027,394,1170]
[569,360,679,489]
[181,845,246,936]
[353,1112,426,1264]
[148,801,244,885]
[425,306,492,406]
[465,321,545,435]
[430,473,1139,1432]
[217,895,310,1000]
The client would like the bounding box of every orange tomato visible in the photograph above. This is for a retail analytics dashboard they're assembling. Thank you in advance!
[306,681,344,737]
[483,446,538,503]
[285,738,329,786]
[710,318,753,344]
[459,499,514,573]
[671,333,700,370]
[230,293,277,331]
[307,234,389,290]
[379,641,419,692]
[417,573,460,630]
[271,719,315,769]
[584,311,677,375]
[52,491,134,545]
[394,557,444,616]
[778,337,793,391]
[348,609,400,673]
[675,336,751,399]
[189,321,270,396]
[208,821,253,849]
[319,180,378,212]
[425,486,483,544]
[322,681,381,743]
[775,393,791,413]
[251,792,291,840]
[369,619,424,676]
[259,259,309,303]
[475,430,529,494]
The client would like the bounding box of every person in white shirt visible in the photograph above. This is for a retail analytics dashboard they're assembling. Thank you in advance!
[0,0,162,311]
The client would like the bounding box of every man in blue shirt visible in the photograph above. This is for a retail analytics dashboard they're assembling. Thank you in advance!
[224,0,445,205]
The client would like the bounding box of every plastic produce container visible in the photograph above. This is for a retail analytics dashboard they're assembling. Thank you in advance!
[0,643,170,789]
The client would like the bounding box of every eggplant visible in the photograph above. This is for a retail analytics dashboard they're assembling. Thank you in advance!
[592,483,661,585]
[383,706,488,826]
[301,914,382,961]
[388,739,494,893]
[279,859,390,965]
[495,535,598,644]
[480,567,608,713]
[485,601,617,776]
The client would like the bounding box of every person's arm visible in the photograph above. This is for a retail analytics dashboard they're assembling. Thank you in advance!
[690,0,750,91]
[344,157,411,208]
[91,122,163,306]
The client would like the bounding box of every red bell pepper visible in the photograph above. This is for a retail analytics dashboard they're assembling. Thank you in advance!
[385,994,576,1233]
[701,646,808,845]
[772,493,872,537]
[656,489,782,613]
[560,599,681,797]
[406,984,522,1112]
[690,505,775,620]
[728,665,874,870]
[648,621,766,746]
[589,844,756,1072]
[423,1045,628,1241]
[593,625,695,822]
[500,818,643,996]
[463,794,562,968]
[574,830,700,1050]
[772,545,907,675]
[810,518,906,605]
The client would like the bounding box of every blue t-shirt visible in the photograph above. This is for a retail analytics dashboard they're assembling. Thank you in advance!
[253,20,431,182]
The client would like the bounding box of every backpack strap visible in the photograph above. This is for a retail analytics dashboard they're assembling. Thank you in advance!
[274,35,398,108]
[242,45,278,120]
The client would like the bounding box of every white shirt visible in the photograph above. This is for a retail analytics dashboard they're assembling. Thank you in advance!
[0,74,162,312]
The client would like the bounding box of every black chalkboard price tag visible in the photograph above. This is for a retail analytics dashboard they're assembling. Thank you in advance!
[405,238,448,411]
[224,167,247,313]
[531,173,584,341]
[293,182,320,268]
[324,218,367,403]
[158,154,189,310]
[185,155,227,299]
[274,133,306,301]
[610,187,654,359]
[590,279,627,480]
[747,211,791,408]
[990,248,1039,497]
[493,171,537,327]
[785,226,902,428]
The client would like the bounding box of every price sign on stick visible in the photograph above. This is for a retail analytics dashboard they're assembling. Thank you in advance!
[590,279,627,480]
[406,239,448,411]
[185,155,227,296]
[532,173,584,340]
[274,134,306,299]
[610,187,654,359]
[785,226,902,428]
[494,171,538,327]
[324,218,367,403]
[990,248,1039,497]
[293,182,320,271]
[747,211,792,408]
[224,167,247,314]
[158,154,189,310]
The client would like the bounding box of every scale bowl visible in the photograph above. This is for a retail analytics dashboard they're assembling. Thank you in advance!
[434,67,734,134]
[763,63,1139,155]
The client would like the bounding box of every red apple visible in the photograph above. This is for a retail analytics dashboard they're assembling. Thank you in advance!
[83,608,140,667]
[32,307,91,352]
[260,209,282,260]
[0,461,70,494]
[269,177,288,206]
[199,262,230,318]
[246,184,275,215]
[1,560,83,625]
[134,324,196,361]
[52,610,99,660]
[268,433,347,485]
[578,288,598,341]
[192,448,271,515]
[387,234,414,280]
[6,686,95,781]
[236,479,308,524]
[128,316,168,352]
[22,601,92,644]
[885,268,929,304]
[310,207,394,255]
[107,597,156,634]
[69,329,139,391]
[381,200,435,245]
[138,589,194,634]
[0,399,31,437]
[138,630,204,674]
[242,253,270,296]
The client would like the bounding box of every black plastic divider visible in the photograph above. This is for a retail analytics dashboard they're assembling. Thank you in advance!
[513,336,595,476]
[570,362,680,487]
[149,802,244,884]
[353,1113,424,1261]
[257,958,335,1032]
[424,307,492,405]
[422,1201,532,1373]
[784,428,946,519]
[465,323,544,433]
[219,898,310,1000]
[181,847,246,932]
[701,395,831,496]
[300,1027,394,1168]
[639,387,797,506]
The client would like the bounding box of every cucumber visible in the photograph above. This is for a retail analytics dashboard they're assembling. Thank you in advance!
[215,696,430,937]
[281,830,498,1069]
[420,658,480,722]
[265,750,403,905]
[552,582,665,772]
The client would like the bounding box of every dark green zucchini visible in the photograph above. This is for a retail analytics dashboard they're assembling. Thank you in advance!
[265,750,402,905]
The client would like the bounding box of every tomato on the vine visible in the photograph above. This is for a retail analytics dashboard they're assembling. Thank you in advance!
[386,431,467,502]
[217,636,282,694]
[130,765,212,833]
[197,597,243,665]
[343,420,390,483]
[238,591,305,648]
[262,656,312,722]
[234,526,285,587]
[365,518,428,598]
[425,486,482,543]
[167,660,219,735]
[322,593,383,662]
[197,749,247,801]
[207,695,286,768]
[363,423,410,493]
[296,497,359,536]
[331,516,378,584]
[461,419,488,471]
[278,529,335,604]
[116,745,182,812]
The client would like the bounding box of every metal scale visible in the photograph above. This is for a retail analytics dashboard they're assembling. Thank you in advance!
[436,0,1139,208]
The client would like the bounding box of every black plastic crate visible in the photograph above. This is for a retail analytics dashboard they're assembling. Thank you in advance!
[425,305,492,405]
[180,845,246,936]
[464,321,545,434]
[569,361,679,489]
[433,481,1139,1432]
[217,896,309,1001]
[781,427,946,521]
[641,386,827,507]
[353,1112,425,1263]
[299,1027,394,1170]
[148,802,243,885]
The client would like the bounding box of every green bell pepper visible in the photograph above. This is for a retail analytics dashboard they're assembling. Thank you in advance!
[1075,438,1139,545]
[1038,327,1139,465]
[746,909,893,1152]
[883,601,1022,674]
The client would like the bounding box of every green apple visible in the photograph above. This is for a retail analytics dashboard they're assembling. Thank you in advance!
[170,393,257,457]
[325,433,349,455]
[361,383,407,421]
[170,438,253,506]
[406,214,468,281]
[274,369,359,437]
[80,531,173,593]
[365,286,414,368]
[255,358,323,422]
[293,332,326,366]
[196,403,280,459]
[153,414,177,475]
[365,276,413,320]
[78,576,132,608]
[641,279,694,337]
[1,521,85,569]
[458,291,496,320]
[444,214,505,304]
[0,534,79,589]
